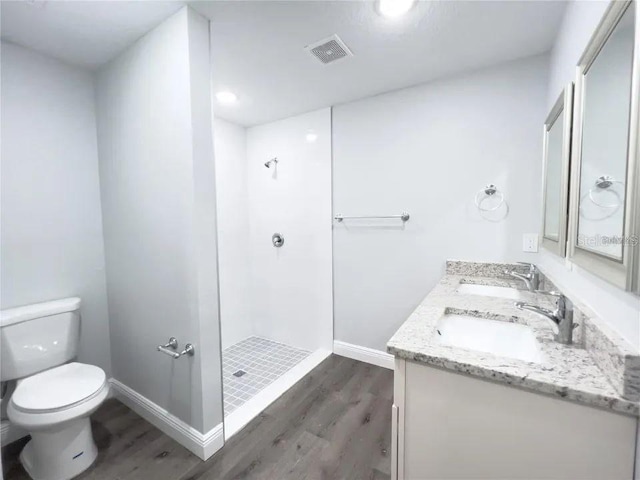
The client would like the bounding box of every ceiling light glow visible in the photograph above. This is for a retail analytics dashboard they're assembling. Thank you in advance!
[216,91,238,104]
[305,132,318,143]
[377,0,416,18]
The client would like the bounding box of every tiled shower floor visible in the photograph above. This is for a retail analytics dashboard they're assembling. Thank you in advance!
[222,336,311,416]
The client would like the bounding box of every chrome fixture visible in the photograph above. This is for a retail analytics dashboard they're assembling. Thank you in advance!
[515,292,575,345]
[264,157,278,168]
[586,175,625,209]
[180,344,195,357]
[272,233,285,248]
[157,337,179,358]
[334,212,410,222]
[475,184,506,212]
[504,262,539,292]
[157,337,195,359]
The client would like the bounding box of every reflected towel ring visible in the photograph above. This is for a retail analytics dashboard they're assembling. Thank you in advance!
[587,175,624,208]
[475,184,505,212]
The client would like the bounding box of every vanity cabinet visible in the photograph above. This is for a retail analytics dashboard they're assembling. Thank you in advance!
[391,358,637,480]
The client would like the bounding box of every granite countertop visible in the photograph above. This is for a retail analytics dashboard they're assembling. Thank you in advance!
[387,266,640,416]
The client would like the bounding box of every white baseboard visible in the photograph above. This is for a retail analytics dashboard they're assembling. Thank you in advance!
[108,379,223,460]
[224,348,332,439]
[333,340,394,370]
[1,419,27,446]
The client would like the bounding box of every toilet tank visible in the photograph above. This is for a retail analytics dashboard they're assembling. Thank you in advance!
[1,297,81,381]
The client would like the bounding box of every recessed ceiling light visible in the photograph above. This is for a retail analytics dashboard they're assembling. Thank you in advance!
[216,91,237,104]
[377,0,416,18]
[305,132,318,143]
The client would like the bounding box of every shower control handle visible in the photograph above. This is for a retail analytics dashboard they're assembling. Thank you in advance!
[272,233,285,248]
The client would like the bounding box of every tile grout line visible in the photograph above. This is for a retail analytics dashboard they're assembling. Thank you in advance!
[221,336,311,417]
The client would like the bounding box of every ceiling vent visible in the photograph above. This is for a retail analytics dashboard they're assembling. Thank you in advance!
[305,34,353,65]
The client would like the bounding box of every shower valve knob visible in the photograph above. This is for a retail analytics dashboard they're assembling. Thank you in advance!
[272,233,285,247]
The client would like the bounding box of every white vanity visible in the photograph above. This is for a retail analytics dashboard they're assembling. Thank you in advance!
[388,261,640,480]
[388,2,640,477]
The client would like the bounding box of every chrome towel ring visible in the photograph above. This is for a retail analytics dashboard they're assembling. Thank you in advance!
[475,184,505,212]
[587,175,624,208]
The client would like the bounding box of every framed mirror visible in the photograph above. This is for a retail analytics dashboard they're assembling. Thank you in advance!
[541,85,573,257]
[568,0,640,292]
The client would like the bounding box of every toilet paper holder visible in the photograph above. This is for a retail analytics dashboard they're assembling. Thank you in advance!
[157,337,195,359]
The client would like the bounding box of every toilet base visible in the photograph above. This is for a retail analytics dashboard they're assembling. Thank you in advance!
[20,417,98,480]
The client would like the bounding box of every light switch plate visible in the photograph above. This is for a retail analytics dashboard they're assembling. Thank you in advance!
[523,233,539,252]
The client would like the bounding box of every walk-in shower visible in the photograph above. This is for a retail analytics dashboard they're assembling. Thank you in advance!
[213,109,333,437]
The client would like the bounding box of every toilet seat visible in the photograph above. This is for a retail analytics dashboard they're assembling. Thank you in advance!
[7,362,109,433]
[11,362,106,414]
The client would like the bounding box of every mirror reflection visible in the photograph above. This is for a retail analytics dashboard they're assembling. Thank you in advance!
[577,2,635,260]
[543,108,565,242]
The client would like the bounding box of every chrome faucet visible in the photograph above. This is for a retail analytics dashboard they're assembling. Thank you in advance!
[505,262,539,291]
[515,293,575,345]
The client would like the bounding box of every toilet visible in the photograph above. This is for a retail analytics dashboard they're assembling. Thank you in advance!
[1,298,109,480]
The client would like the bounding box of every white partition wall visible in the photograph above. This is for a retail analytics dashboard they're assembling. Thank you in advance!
[95,6,223,456]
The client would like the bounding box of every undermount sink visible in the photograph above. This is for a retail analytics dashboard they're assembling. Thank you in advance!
[456,283,524,300]
[436,314,543,364]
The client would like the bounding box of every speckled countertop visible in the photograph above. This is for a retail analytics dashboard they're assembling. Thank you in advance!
[387,262,640,416]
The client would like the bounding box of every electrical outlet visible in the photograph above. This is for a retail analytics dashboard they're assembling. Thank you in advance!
[523,233,539,252]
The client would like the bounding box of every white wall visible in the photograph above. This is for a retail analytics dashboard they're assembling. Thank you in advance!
[540,0,640,350]
[96,7,222,433]
[0,42,112,374]
[333,55,549,351]
[188,8,224,434]
[213,119,254,349]
[547,1,609,107]
[245,108,333,353]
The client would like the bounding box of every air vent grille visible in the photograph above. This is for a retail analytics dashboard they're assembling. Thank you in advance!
[306,34,353,65]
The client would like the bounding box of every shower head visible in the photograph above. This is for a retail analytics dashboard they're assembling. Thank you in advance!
[264,157,278,168]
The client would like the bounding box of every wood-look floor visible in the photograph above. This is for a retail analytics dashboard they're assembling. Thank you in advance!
[2,355,393,480]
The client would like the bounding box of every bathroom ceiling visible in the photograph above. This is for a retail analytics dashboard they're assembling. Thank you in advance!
[0,1,183,69]
[1,0,569,127]
[192,0,569,126]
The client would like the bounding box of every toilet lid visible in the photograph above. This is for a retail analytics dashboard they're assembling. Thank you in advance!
[12,362,106,413]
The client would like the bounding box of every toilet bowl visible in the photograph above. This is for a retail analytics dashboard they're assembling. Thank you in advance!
[1,298,109,480]
[7,363,110,480]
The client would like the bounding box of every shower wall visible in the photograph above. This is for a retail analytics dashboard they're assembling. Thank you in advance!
[247,108,333,352]
[214,119,253,349]
[214,108,333,354]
